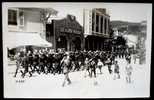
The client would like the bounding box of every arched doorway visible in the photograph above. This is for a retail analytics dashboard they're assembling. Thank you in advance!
[56,36,67,51]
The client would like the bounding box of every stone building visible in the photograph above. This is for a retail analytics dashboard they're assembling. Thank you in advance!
[83,8,111,51]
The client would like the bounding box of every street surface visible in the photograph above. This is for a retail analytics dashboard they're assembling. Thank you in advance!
[4,58,150,98]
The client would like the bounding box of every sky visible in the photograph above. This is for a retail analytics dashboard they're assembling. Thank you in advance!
[4,2,152,26]
[45,3,152,26]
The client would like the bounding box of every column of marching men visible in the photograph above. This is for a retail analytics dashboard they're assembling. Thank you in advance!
[13,48,134,86]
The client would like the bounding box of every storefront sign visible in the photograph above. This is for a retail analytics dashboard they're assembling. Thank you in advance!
[60,27,81,34]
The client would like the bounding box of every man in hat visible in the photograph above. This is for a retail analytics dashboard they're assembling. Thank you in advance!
[61,52,72,87]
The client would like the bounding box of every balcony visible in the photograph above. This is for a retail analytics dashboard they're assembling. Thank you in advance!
[92,31,109,38]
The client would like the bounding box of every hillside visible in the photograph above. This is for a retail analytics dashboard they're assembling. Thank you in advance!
[110,20,146,36]
[110,20,140,28]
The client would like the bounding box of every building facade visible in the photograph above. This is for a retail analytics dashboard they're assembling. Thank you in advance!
[7,7,57,39]
[83,8,111,51]
[137,21,147,64]
[6,7,58,54]
[46,14,84,51]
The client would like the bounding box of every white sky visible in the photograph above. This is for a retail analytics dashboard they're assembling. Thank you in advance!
[45,3,152,26]
[4,2,152,26]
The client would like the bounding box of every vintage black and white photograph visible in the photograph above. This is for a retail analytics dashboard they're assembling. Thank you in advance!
[2,2,152,98]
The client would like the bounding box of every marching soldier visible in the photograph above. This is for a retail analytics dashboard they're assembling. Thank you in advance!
[106,57,112,74]
[97,59,104,74]
[89,58,96,78]
[27,50,33,74]
[39,52,46,74]
[55,52,64,74]
[14,52,24,77]
[84,57,90,77]
[47,51,54,74]
[32,50,40,74]
[74,51,80,71]
[22,53,32,78]
[113,61,120,80]
[61,52,72,87]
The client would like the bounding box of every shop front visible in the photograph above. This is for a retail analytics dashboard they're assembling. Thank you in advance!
[47,14,83,51]
[85,34,112,51]
[56,27,83,51]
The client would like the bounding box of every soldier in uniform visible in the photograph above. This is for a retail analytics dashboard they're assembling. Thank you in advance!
[47,51,54,74]
[74,51,80,71]
[53,53,60,75]
[27,50,33,74]
[43,51,48,74]
[39,52,45,74]
[69,51,75,72]
[57,52,64,74]
[61,52,72,87]
[22,53,32,78]
[106,57,112,74]
[14,52,24,77]
[89,57,97,78]
[113,61,120,80]
[96,59,104,74]
[78,51,84,70]
[84,57,90,77]
[32,50,40,74]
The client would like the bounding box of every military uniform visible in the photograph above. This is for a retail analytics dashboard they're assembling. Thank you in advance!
[125,62,133,83]
[32,53,40,74]
[89,58,96,78]
[61,54,72,87]
[14,52,24,77]
[106,58,112,74]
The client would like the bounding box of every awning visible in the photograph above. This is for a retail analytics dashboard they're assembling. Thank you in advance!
[6,32,52,49]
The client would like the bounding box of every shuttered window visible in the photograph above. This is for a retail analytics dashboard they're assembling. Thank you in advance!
[8,10,17,25]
